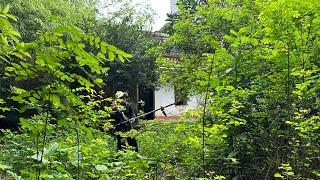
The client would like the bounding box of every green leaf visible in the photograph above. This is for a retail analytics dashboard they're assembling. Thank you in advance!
[83,127,93,139]
[95,37,100,47]
[101,46,107,53]
[89,35,94,45]
[95,78,103,84]
[12,52,23,59]
[230,29,237,36]
[6,14,17,21]
[35,57,46,66]
[148,161,157,166]
[19,105,39,113]
[11,96,25,103]
[118,54,124,62]
[121,52,133,59]
[101,41,107,47]
[28,96,37,104]
[274,173,283,178]
[108,51,115,61]
[52,94,61,108]
[97,52,106,60]
[0,14,7,19]
[5,67,15,72]
[3,5,10,14]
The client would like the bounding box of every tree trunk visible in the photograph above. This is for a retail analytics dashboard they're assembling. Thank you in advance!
[129,83,139,115]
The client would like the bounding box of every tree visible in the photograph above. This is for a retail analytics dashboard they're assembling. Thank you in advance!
[0,4,31,129]
[92,0,158,112]
[0,0,159,118]
[0,0,101,129]
[0,6,149,179]
[0,0,97,42]
[159,0,320,178]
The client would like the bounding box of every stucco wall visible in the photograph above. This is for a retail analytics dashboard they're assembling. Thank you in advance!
[154,84,201,118]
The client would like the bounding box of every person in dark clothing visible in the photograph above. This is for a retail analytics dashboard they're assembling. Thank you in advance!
[111,91,138,152]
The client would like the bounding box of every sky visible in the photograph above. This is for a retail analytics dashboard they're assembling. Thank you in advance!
[132,0,171,31]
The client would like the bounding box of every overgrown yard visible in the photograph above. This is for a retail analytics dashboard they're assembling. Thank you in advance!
[1,0,320,179]
[1,119,226,179]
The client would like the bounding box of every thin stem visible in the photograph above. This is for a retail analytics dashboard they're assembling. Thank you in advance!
[285,10,292,122]
[37,91,51,180]
[35,132,40,179]
[287,43,291,120]
[201,59,214,177]
[235,56,238,87]
[76,118,80,180]
[302,15,314,83]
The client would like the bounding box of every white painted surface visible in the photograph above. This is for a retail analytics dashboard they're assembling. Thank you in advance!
[154,84,201,117]
[170,0,178,14]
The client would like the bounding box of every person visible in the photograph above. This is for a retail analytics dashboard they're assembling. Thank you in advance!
[111,91,138,152]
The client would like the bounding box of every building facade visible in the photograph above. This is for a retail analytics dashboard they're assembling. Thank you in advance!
[154,84,201,119]
[153,0,202,119]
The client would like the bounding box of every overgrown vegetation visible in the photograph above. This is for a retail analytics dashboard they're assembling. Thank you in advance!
[159,0,320,178]
[0,0,319,179]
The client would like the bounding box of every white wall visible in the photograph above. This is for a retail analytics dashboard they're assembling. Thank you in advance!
[170,0,178,13]
[154,84,201,118]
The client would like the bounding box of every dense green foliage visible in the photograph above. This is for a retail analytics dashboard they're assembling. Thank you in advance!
[92,14,158,108]
[0,0,319,179]
[0,0,96,41]
[0,0,158,110]
[137,120,227,179]
[0,4,140,179]
[0,2,153,179]
[159,0,320,178]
